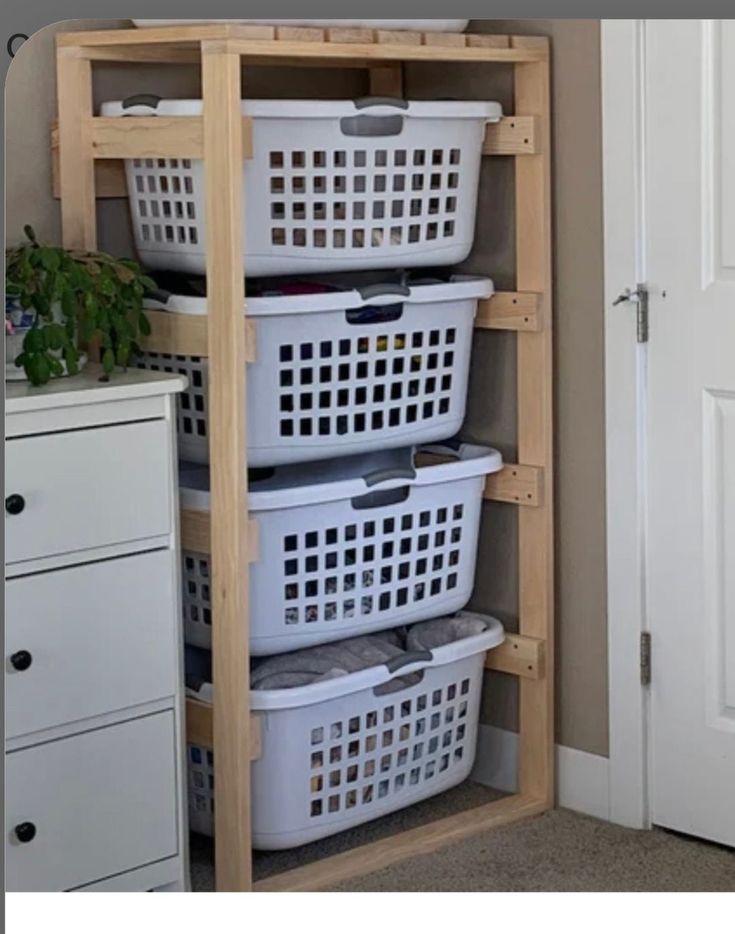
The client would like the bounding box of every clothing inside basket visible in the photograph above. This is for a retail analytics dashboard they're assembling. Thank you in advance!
[185,613,490,693]
[144,268,471,302]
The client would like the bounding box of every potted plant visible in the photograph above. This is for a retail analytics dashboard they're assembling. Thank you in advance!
[5,226,153,386]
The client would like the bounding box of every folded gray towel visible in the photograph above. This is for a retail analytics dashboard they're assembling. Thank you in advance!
[251,630,403,690]
[248,615,488,691]
[406,615,488,652]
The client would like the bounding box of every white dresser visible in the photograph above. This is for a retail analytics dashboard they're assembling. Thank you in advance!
[4,368,189,892]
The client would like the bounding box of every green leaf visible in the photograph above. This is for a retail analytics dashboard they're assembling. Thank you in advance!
[48,356,64,378]
[84,292,98,317]
[138,312,152,337]
[36,354,51,385]
[45,323,66,351]
[25,353,51,386]
[102,348,115,374]
[23,328,46,353]
[39,248,61,273]
[116,342,130,367]
[61,289,77,320]
[64,345,80,377]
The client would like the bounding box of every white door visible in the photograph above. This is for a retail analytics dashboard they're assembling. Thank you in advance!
[646,19,735,846]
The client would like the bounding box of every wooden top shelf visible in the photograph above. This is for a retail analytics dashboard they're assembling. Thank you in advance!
[56,25,549,65]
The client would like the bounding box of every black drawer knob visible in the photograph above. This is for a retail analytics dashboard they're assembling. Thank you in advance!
[5,494,25,515]
[14,822,36,844]
[10,650,33,672]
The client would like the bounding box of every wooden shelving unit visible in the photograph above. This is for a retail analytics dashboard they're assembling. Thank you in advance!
[55,22,553,892]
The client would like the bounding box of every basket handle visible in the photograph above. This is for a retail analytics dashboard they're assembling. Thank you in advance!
[353,96,409,111]
[363,466,417,488]
[121,94,162,112]
[145,287,172,304]
[356,283,411,304]
[372,650,435,697]
[384,650,434,673]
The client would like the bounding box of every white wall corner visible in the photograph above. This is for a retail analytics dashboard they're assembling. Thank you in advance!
[472,725,611,822]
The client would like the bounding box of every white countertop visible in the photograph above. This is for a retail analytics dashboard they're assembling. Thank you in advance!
[5,365,187,415]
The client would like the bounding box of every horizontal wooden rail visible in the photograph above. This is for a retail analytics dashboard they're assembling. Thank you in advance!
[484,464,544,507]
[475,292,542,332]
[186,698,261,760]
[414,453,543,508]
[57,26,549,65]
[89,116,253,160]
[141,309,257,362]
[483,116,540,156]
[486,634,545,680]
[181,508,259,559]
[256,793,546,891]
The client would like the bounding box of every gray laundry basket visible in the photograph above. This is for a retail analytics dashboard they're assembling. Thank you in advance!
[186,613,505,848]
[180,443,502,655]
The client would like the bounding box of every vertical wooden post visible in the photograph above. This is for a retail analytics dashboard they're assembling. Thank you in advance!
[368,64,404,97]
[514,48,555,806]
[56,47,96,249]
[201,41,252,891]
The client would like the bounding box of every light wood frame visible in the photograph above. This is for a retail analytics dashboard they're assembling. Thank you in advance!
[55,23,554,892]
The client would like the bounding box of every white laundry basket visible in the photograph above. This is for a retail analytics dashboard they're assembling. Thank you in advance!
[132,20,470,32]
[139,276,493,466]
[180,443,502,655]
[186,613,504,847]
[100,97,501,276]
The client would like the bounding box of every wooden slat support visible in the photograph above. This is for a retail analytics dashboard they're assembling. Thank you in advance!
[186,699,262,761]
[58,25,550,64]
[483,116,540,156]
[368,64,404,97]
[484,464,544,507]
[223,38,546,65]
[256,793,546,892]
[475,291,542,332]
[514,50,555,808]
[141,310,257,363]
[86,116,252,160]
[486,635,545,680]
[201,43,252,893]
[56,49,96,250]
[180,508,259,561]
[414,452,543,508]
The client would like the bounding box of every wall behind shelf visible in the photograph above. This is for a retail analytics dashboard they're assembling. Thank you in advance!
[5,18,607,759]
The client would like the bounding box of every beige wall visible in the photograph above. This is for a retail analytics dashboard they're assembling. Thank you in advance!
[499,19,608,757]
[5,19,608,757]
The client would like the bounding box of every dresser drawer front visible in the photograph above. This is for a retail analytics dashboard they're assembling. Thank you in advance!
[5,419,172,565]
[6,712,179,892]
[6,551,177,740]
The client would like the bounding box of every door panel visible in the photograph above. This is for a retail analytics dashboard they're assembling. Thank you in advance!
[646,19,735,846]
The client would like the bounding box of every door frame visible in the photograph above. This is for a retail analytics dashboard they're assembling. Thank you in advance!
[601,19,651,829]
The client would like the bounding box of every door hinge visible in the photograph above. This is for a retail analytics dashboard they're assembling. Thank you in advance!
[613,283,649,343]
[640,631,652,686]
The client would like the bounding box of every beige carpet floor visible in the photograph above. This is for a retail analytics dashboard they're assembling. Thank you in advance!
[189,782,734,892]
[329,808,734,892]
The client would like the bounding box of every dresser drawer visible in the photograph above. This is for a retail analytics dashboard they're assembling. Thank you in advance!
[5,419,172,565]
[6,551,178,740]
[5,711,178,892]
[6,712,179,891]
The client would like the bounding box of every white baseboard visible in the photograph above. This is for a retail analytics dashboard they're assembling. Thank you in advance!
[471,724,611,822]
